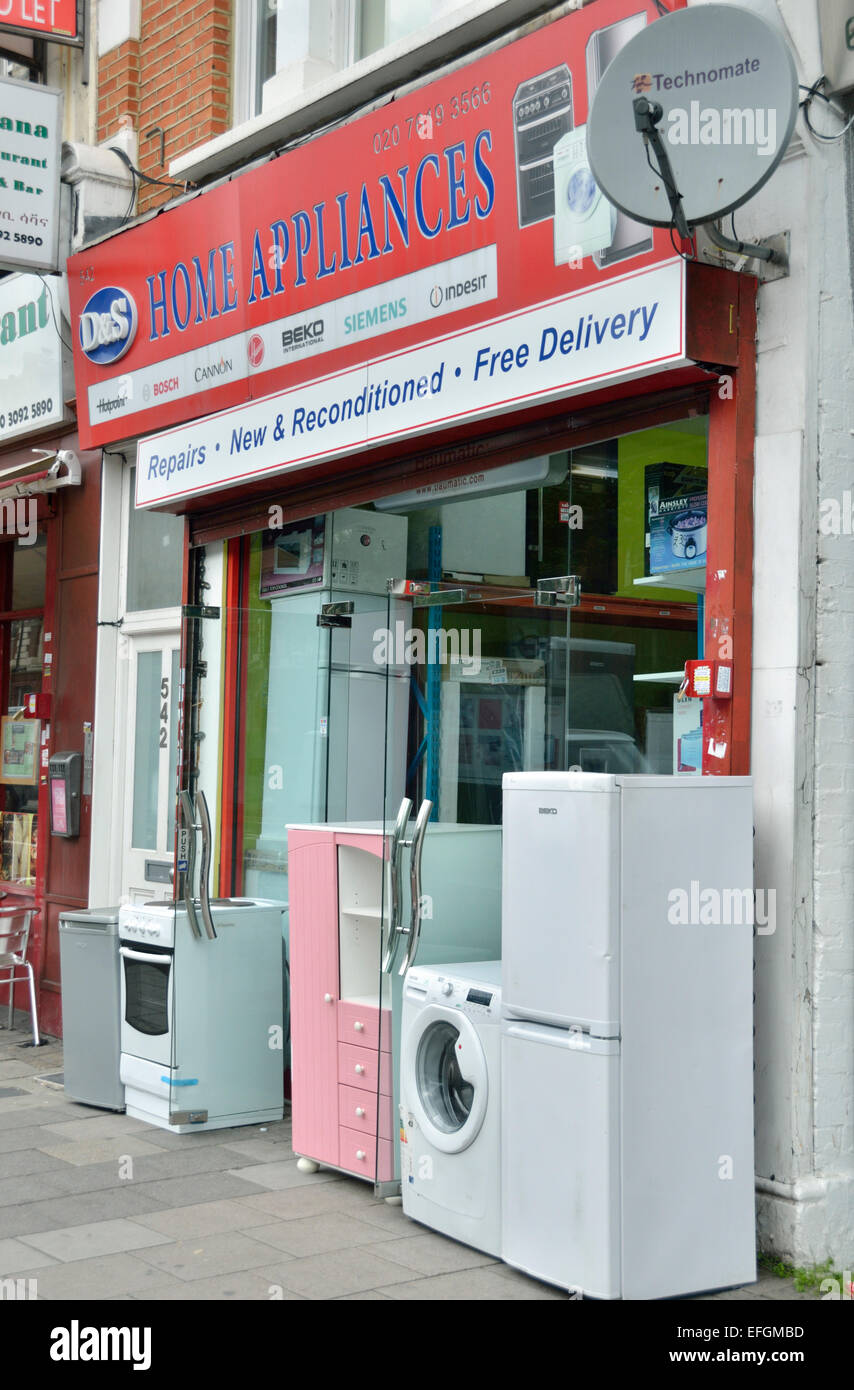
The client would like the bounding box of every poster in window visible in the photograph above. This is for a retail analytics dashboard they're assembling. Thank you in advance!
[0,716,40,785]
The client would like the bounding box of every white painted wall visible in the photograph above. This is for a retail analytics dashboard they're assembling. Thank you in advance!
[690,0,854,1266]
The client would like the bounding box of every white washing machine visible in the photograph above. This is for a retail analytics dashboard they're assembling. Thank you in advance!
[400,961,501,1257]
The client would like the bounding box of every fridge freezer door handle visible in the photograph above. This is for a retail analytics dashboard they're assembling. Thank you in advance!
[381,797,412,974]
[194,790,217,940]
[398,798,433,976]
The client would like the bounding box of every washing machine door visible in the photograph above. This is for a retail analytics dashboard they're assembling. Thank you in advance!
[404,1005,488,1155]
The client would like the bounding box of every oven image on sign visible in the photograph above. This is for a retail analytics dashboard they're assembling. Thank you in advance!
[585,10,653,268]
[513,64,573,227]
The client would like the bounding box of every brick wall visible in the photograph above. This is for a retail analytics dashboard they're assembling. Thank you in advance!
[98,0,231,214]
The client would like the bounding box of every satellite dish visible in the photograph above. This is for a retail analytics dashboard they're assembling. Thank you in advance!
[586,3,798,229]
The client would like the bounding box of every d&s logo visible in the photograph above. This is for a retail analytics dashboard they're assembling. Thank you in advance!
[78,287,138,366]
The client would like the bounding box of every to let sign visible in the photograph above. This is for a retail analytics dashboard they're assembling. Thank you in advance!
[0,1,80,43]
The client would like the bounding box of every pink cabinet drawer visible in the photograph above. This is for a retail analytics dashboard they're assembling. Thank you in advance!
[338,1001,391,1053]
[338,1124,394,1182]
[338,1042,392,1096]
[338,1084,394,1141]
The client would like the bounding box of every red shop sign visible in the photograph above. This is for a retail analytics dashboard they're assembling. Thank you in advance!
[67,0,685,455]
[0,1,79,41]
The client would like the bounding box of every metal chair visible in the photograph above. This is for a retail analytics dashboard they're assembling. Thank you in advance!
[0,908,40,1046]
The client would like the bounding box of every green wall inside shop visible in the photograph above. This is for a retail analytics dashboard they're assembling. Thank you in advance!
[616,425,708,602]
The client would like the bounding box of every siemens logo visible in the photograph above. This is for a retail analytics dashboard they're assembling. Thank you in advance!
[538,807,558,815]
[344,298,406,335]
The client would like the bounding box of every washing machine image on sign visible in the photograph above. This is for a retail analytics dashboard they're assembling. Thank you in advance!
[399,962,502,1258]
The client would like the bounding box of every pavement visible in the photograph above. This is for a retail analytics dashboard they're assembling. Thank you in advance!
[0,1023,816,1302]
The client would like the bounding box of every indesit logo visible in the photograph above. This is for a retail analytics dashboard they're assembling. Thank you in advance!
[78,287,138,366]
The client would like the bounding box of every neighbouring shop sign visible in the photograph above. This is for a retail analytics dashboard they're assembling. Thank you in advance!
[68,0,687,454]
[0,76,62,272]
[137,260,686,508]
[0,271,65,443]
[0,1,80,44]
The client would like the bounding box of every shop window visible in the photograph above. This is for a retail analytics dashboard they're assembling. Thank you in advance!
[226,415,707,897]
[126,467,184,613]
[0,534,47,891]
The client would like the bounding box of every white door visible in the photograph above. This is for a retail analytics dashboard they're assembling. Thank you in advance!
[121,632,180,902]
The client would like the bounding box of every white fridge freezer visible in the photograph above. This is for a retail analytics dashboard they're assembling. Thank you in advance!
[500,772,755,1300]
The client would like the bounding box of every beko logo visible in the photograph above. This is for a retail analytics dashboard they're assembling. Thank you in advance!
[282,319,324,352]
[78,287,138,366]
[538,807,558,815]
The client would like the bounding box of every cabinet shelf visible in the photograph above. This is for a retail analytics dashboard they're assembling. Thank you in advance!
[340,907,386,919]
[633,569,706,595]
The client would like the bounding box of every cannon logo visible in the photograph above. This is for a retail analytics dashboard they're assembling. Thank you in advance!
[79,287,138,366]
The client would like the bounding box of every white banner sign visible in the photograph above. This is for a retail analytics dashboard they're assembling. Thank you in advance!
[137,260,686,509]
[0,272,65,444]
[0,76,62,273]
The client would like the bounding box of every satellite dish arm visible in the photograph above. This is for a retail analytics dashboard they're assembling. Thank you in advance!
[633,97,691,241]
[632,97,781,265]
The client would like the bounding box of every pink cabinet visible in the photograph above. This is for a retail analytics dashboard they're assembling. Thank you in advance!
[289,825,395,1183]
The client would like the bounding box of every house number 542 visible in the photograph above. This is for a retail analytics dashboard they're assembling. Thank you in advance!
[159,676,169,749]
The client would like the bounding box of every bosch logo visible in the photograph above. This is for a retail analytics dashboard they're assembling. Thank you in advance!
[538,807,558,814]
[429,286,443,308]
[79,287,138,366]
[153,376,179,397]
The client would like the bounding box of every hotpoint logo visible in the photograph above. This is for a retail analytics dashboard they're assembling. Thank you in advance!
[78,287,138,366]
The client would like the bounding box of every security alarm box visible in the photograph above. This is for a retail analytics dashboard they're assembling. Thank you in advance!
[682,659,733,700]
[49,753,82,837]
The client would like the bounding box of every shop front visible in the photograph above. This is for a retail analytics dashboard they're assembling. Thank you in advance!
[0,273,101,1040]
[70,0,755,1157]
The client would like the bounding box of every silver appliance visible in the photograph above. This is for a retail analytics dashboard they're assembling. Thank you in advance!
[514,64,573,227]
[585,10,654,267]
[58,908,124,1112]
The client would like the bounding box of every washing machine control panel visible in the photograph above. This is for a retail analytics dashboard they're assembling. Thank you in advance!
[421,975,499,1017]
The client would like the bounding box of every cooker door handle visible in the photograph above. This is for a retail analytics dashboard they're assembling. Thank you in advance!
[119,947,172,965]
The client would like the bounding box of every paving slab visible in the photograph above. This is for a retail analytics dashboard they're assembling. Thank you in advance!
[232,1181,384,1223]
[130,1199,274,1240]
[246,1212,403,1258]
[0,1237,57,1276]
[0,1186,174,1241]
[20,1217,173,1263]
[361,1231,498,1276]
[225,1159,343,1191]
[259,1247,421,1299]
[36,1136,166,1167]
[133,1229,293,1282]
[127,1171,267,1208]
[134,1272,306,1300]
[11,1251,185,1301]
[378,1266,569,1300]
